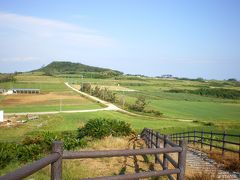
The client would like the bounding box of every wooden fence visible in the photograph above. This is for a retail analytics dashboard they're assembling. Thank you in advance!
[0,129,187,180]
[169,130,240,159]
[141,128,187,180]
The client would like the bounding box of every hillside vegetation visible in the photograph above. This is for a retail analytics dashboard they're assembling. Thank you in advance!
[167,88,240,99]
[34,61,123,78]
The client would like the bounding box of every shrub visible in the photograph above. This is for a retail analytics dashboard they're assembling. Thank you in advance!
[80,83,91,93]
[108,120,132,136]
[0,131,87,169]
[143,109,163,116]
[128,96,147,112]
[22,132,58,151]
[78,118,132,139]
[22,131,87,151]
[203,122,214,126]
[0,143,16,169]
[16,144,43,162]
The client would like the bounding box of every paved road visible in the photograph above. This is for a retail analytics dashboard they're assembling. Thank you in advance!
[5,82,133,116]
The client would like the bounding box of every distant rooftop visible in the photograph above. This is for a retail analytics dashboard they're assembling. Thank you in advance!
[12,88,40,91]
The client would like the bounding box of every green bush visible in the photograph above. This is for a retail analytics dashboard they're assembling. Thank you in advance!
[0,143,16,169]
[78,118,132,139]
[128,96,147,112]
[0,131,87,169]
[16,144,43,162]
[144,109,163,116]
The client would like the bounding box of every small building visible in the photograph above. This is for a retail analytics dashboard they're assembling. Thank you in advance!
[0,89,6,94]
[0,110,3,122]
[12,88,40,94]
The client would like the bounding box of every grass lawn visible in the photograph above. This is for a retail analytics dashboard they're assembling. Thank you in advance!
[1,110,239,142]
[149,99,240,122]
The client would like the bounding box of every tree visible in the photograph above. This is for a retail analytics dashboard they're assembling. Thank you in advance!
[93,86,101,97]
[80,83,91,93]
[129,96,147,112]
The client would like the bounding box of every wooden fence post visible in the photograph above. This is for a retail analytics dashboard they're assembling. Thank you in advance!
[177,140,187,180]
[151,130,154,148]
[188,131,190,143]
[239,136,240,161]
[146,129,149,147]
[155,132,160,163]
[210,131,213,151]
[222,131,226,157]
[51,141,63,180]
[201,130,204,148]
[193,130,196,146]
[163,135,169,170]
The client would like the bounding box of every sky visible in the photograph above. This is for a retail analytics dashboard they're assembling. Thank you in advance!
[0,0,240,80]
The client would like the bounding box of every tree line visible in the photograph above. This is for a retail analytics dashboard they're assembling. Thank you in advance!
[80,83,162,116]
[0,74,16,83]
[80,83,116,102]
[168,88,240,99]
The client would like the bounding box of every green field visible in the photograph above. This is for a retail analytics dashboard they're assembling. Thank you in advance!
[1,73,240,137]
[0,73,240,142]
[0,72,240,178]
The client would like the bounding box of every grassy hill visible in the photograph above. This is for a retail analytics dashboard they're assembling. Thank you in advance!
[34,61,123,78]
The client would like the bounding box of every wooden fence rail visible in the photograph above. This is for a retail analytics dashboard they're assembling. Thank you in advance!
[0,128,187,180]
[169,130,240,159]
[140,128,187,180]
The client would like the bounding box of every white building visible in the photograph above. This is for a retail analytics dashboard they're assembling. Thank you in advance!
[0,110,3,122]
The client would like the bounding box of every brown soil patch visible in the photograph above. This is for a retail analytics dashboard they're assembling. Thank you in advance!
[0,92,89,106]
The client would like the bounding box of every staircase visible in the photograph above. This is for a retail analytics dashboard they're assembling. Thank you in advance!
[186,148,240,179]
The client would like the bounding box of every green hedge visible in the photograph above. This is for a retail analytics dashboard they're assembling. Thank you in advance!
[78,118,133,139]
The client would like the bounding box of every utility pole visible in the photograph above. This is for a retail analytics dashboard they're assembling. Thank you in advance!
[59,97,62,112]
[121,90,125,108]
[81,75,83,90]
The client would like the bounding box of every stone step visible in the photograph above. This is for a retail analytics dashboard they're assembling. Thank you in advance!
[185,149,239,180]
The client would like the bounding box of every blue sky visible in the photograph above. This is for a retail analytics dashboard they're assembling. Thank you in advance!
[0,0,240,79]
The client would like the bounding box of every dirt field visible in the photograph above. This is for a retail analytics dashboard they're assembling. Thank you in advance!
[0,92,90,106]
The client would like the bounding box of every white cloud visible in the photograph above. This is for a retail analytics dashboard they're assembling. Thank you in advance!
[0,12,115,48]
